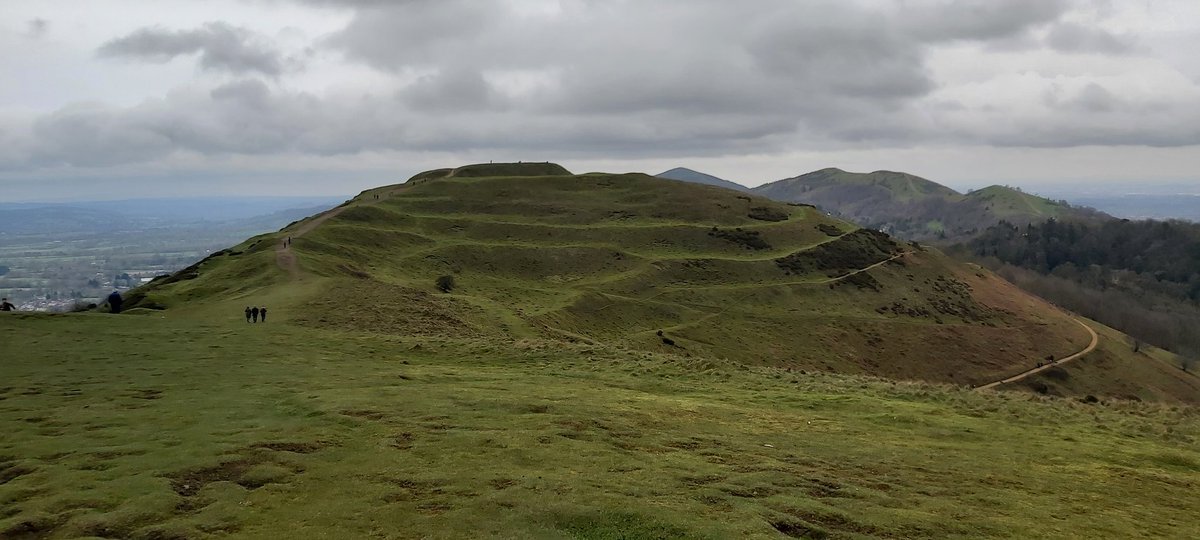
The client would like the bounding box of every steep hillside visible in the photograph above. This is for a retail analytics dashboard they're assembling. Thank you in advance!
[1012,317,1200,402]
[657,167,750,192]
[962,216,1200,364]
[752,168,1101,241]
[126,163,1196,400]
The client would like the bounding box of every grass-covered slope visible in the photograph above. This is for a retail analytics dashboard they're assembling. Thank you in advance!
[2,313,1199,539]
[964,185,1066,220]
[752,168,1099,241]
[122,166,1195,400]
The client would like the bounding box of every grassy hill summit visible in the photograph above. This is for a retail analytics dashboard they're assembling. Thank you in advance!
[124,163,1195,400]
[409,162,573,183]
[756,168,959,201]
[964,184,1067,220]
[4,163,1199,538]
[751,168,1102,241]
[656,167,751,193]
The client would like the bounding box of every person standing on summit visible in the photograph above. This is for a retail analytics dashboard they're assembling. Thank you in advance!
[107,291,123,314]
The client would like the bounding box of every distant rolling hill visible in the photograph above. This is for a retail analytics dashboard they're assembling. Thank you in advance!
[122,162,1198,402]
[656,167,750,192]
[751,168,1107,241]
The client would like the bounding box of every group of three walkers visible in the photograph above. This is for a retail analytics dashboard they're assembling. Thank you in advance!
[244,306,268,323]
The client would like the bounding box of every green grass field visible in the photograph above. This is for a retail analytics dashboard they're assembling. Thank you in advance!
[2,312,1199,539]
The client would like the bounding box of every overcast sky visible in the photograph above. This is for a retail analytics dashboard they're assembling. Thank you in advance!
[2,0,1200,201]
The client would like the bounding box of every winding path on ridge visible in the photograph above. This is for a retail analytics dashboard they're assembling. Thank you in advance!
[275,189,398,279]
[975,317,1099,391]
[275,206,347,280]
[638,245,1102,391]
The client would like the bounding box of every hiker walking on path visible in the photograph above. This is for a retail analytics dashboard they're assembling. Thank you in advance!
[0,298,15,311]
[260,307,268,323]
[251,306,260,323]
[107,291,123,314]
[245,306,252,323]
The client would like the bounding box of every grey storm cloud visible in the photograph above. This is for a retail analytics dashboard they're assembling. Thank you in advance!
[401,69,502,112]
[25,18,50,39]
[1045,22,1139,55]
[26,80,405,165]
[14,77,805,169]
[899,0,1067,41]
[1068,83,1121,113]
[97,22,289,76]
[318,0,1074,119]
[3,0,1199,173]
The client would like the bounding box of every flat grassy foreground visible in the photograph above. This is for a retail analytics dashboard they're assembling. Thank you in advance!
[2,313,1198,539]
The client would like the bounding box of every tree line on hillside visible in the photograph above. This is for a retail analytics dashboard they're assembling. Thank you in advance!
[960,218,1200,363]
